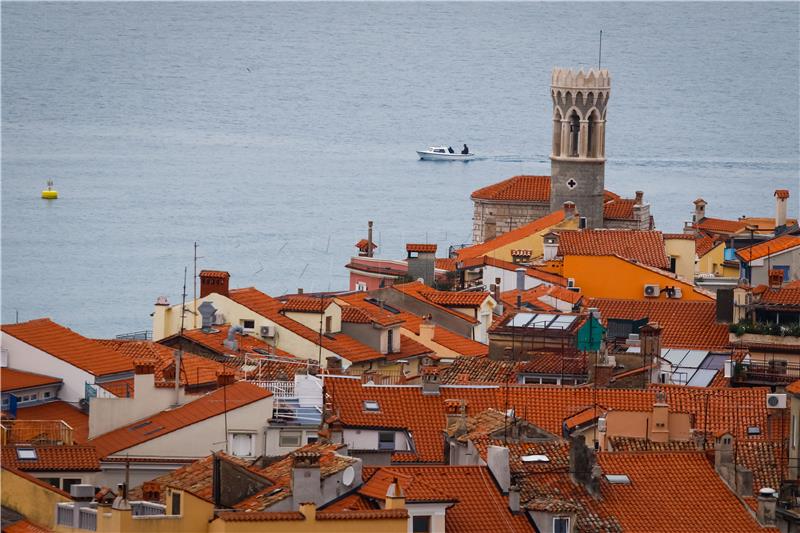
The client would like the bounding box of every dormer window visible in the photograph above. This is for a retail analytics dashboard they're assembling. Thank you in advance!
[363,400,380,412]
[553,516,570,533]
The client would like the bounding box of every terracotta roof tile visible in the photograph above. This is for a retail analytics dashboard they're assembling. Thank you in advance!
[0,368,61,393]
[588,298,730,350]
[336,294,405,327]
[1,445,100,471]
[662,233,695,241]
[776,189,790,199]
[3,519,54,533]
[355,239,376,252]
[89,382,271,458]
[215,511,304,521]
[602,198,636,220]
[787,380,800,395]
[439,357,519,384]
[737,234,800,262]
[391,282,481,324]
[321,492,376,512]
[280,296,334,313]
[199,270,229,279]
[500,285,581,310]
[471,175,551,202]
[14,401,89,444]
[398,312,488,357]
[557,230,669,269]
[456,210,567,261]
[695,234,721,257]
[758,286,800,306]
[696,217,747,234]
[406,243,437,253]
[175,325,292,358]
[317,509,408,520]
[435,258,458,271]
[420,290,490,307]
[459,255,569,286]
[362,466,531,532]
[228,288,384,363]
[1,319,133,377]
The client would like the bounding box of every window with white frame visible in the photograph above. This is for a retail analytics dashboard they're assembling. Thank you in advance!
[229,432,255,457]
[279,430,302,448]
[356,281,368,292]
[553,516,570,533]
[240,319,256,332]
[378,431,395,451]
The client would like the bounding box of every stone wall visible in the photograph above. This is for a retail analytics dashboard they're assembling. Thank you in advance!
[604,204,653,230]
[472,199,551,244]
[551,158,605,228]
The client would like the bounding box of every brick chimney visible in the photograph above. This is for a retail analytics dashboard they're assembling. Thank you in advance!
[142,482,161,503]
[511,249,532,264]
[640,322,662,369]
[216,372,235,387]
[569,435,601,498]
[693,198,707,224]
[421,365,440,395]
[444,399,468,430]
[200,270,230,298]
[563,201,576,219]
[325,356,343,374]
[775,189,789,229]
[634,191,644,205]
[769,269,784,289]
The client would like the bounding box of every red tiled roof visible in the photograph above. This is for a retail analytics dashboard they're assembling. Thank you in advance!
[557,230,669,269]
[406,243,437,253]
[361,466,533,532]
[603,198,636,220]
[336,293,405,327]
[1,445,100,471]
[3,519,55,533]
[460,255,568,287]
[89,382,271,458]
[421,290,490,307]
[737,234,800,262]
[216,511,304,521]
[14,401,89,444]
[317,509,408,521]
[776,189,790,199]
[391,282,480,324]
[199,270,229,279]
[456,210,567,261]
[280,296,334,313]
[228,288,384,363]
[787,380,800,395]
[0,368,61,393]
[174,325,292,358]
[758,286,800,306]
[500,285,581,309]
[695,234,721,257]
[322,492,376,512]
[662,233,695,240]
[435,258,458,271]
[696,217,747,234]
[398,312,488,357]
[588,298,730,350]
[1,319,133,377]
[471,175,551,202]
[355,239,376,251]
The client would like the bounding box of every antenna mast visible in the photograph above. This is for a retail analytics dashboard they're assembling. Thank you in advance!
[175,266,188,406]
[193,242,198,329]
[598,30,603,69]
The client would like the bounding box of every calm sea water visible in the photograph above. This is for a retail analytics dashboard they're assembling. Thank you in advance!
[2,2,799,336]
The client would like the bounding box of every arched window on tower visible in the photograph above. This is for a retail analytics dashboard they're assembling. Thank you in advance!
[552,109,562,156]
[587,109,600,158]
[568,111,580,157]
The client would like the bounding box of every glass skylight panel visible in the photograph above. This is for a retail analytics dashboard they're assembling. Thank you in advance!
[679,350,708,370]
[605,474,630,484]
[509,313,537,327]
[363,400,380,412]
[687,369,717,387]
[747,426,761,436]
[16,448,37,460]
[528,314,557,328]
[521,454,550,463]
[549,315,577,329]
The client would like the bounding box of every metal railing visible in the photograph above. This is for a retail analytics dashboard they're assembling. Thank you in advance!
[734,360,800,385]
[56,503,73,527]
[254,380,296,398]
[1,419,74,445]
[131,501,166,516]
[115,330,152,341]
[78,508,97,531]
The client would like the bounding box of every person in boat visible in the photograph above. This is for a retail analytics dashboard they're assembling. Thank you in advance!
[448,146,454,154]
[461,144,469,154]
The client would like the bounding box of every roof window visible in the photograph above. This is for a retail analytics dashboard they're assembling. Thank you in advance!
[747,426,761,436]
[363,400,380,412]
[521,454,550,463]
[605,474,631,484]
[16,448,37,460]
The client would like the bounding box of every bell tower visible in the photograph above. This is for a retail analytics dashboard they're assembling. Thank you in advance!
[549,67,610,228]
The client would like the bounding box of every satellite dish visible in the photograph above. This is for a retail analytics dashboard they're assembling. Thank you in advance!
[342,466,355,486]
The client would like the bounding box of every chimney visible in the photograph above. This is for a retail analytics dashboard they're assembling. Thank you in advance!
[769,269,784,289]
[640,322,662,370]
[775,190,789,229]
[569,435,600,498]
[142,482,161,503]
[367,221,374,258]
[650,390,669,443]
[543,232,559,261]
[326,356,343,373]
[217,372,235,387]
[199,270,230,298]
[508,483,520,513]
[515,268,526,292]
[563,201,576,219]
[593,352,614,388]
[385,478,406,510]
[133,362,155,397]
[444,399,468,430]
[421,365,440,395]
[491,282,501,307]
[634,191,644,205]
[511,249,532,264]
[419,316,435,342]
[298,288,304,294]
[487,445,510,493]
[292,452,322,507]
[693,198,707,224]
[757,488,777,526]
[406,244,437,286]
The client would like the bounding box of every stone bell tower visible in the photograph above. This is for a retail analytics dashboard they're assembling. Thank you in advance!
[549,67,610,228]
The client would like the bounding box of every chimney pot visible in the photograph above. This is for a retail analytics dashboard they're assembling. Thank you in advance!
[216,372,235,387]
[199,270,230,298]
[298,288,304,294]
[563,201,576,218]
[635,190,644,204]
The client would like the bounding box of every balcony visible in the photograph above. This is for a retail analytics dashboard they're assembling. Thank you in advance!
[1,419,74,445]
[732,360,800,386]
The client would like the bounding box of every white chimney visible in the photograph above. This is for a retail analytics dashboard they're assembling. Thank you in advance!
[775,190,789,229]
[487,446,510,493]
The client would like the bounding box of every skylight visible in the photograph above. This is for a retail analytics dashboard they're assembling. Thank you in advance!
[747,426,761,436]
[16,448,37,460]
[605,474,631,484]
[363,400,380,412]
[521,454,550,463]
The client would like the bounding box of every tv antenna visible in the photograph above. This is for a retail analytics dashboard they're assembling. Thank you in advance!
[598,30,603,69]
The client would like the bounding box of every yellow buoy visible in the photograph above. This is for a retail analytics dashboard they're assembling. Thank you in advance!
[42,179,58,199]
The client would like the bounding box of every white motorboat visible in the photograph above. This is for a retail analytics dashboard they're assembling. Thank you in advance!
[417,146,475,161]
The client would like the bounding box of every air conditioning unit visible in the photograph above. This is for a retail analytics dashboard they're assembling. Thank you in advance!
[260,325,276,338]
[643,284,660,298]
[567,278,576,288]
[766,393,787,409]
[567,286,581,293]
[668,287,682,299]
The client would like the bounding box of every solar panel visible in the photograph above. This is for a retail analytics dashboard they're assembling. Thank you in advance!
[679,350,709,370]
[686,369,717,387]
[509,313,537,327]
[550,315,577,329]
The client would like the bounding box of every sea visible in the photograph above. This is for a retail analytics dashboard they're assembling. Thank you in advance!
[2,2,798,337]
